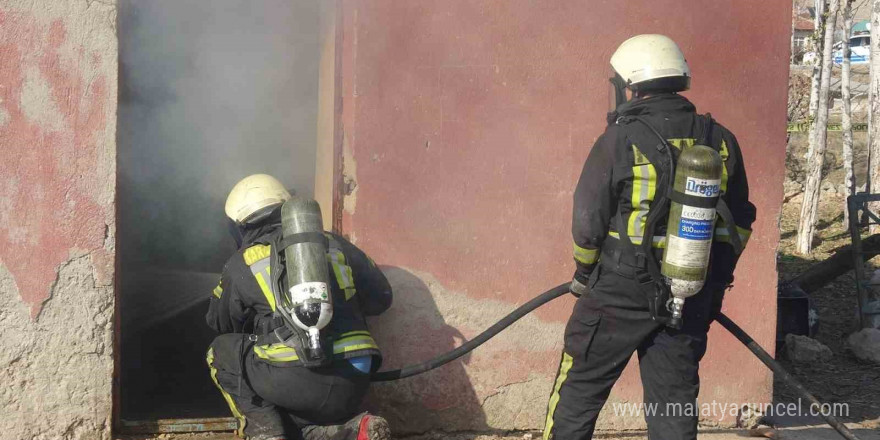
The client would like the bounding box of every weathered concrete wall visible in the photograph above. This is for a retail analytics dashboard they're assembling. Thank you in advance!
[0,1,117,439]
[339,0,790,433]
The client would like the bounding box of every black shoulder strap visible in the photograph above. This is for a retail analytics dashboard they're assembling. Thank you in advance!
[716,198,744,255]
[696,113,721,153]
[278,231,329,251]
[696,113,744,255]
[614,116,676,282]
[266,230,312,349]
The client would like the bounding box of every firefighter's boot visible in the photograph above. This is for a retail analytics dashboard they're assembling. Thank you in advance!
[301,412,391,440]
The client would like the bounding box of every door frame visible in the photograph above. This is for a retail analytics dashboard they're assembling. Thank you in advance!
[112,0,345,434]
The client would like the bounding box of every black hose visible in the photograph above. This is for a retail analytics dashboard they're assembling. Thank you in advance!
[715,313,861,440]
[370,283,570,382]
[369,283,860,440]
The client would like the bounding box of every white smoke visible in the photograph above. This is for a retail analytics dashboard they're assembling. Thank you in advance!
[118,0,320,272]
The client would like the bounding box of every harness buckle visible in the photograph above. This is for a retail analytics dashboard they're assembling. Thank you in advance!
[635,270,653,284]
[635,252,647,269]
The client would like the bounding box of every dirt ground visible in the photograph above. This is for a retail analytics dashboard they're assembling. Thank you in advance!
[777,111,880,428]
[776,191,880,425]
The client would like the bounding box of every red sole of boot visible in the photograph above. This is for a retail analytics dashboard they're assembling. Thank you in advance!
[357,415,371,440]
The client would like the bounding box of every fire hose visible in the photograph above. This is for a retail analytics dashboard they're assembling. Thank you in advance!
[371,283,861,440]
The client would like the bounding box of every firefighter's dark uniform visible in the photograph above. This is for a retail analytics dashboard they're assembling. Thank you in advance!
[543,94,757,440]
[206,223,392,439]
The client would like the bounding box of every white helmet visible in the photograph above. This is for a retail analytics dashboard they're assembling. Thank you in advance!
[610,34,690,91]
[225,174,292,224]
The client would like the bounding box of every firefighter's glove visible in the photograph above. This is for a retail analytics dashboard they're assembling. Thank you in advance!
[570,271,591,297]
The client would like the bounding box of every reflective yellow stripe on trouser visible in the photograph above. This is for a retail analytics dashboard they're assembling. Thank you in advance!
[543,352,573,440]
[206,347,246,437]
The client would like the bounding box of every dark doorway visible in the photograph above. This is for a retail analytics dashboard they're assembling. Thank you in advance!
[117,0,321,422]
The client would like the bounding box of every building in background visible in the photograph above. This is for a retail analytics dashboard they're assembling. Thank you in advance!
[793,14,816,64]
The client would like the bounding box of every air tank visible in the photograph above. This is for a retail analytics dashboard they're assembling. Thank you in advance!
[281,196,333,359]
[661,144,723,329]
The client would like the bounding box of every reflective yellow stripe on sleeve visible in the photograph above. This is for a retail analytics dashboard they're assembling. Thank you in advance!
[573,243,599,265]
[212,283,223,298]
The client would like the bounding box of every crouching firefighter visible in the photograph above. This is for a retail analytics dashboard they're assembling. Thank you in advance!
[206,174,393,440]
[542,35,757,440]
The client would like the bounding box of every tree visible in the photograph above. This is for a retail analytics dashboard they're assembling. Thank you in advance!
[808,0,827,160]
[797,0,841,255]
[842,0,856,226]
[871,0,880,233]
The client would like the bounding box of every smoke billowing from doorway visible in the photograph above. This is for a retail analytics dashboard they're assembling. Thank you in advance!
[118,0,320,273]
[117,1,321,419]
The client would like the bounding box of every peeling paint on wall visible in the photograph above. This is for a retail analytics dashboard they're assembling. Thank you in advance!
[0,1,116,317]
[0,1,117,438]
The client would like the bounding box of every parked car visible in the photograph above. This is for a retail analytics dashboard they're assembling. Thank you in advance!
[833,33,870,64]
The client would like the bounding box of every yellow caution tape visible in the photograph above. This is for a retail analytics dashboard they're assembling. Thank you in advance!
[787,122,868,132]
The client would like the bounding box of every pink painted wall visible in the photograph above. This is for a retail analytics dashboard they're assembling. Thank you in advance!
[339,0,790,433]
[0,1,117,438]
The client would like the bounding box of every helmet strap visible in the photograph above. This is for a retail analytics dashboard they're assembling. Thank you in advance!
[609,73,629,110]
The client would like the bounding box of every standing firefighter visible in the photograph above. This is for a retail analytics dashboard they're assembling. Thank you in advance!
[543,35,756,440]
[206,174,393,440]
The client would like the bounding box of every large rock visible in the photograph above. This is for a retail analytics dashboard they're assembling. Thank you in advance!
[847,328,880,364]
[785,334,833,363]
